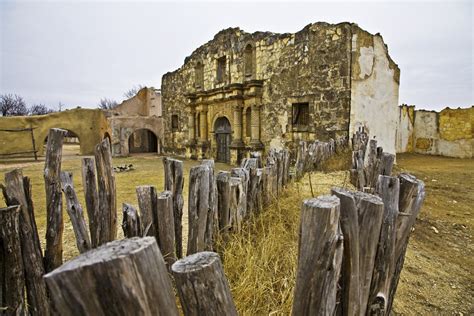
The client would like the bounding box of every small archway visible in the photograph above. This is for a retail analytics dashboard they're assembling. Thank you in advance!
[214,117,231,163]
[44,129,81,156]
[128,129,158,154]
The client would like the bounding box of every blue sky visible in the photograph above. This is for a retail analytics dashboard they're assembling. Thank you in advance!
[1,0,472,111]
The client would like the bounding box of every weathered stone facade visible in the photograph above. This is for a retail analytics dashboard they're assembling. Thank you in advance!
[162,22,400,164]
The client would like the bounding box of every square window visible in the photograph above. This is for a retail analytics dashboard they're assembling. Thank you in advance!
[292,103,309,131]
[216,56,226,83]
[171,114,179,131]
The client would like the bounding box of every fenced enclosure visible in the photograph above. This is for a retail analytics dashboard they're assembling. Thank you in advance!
[0,128,425,315]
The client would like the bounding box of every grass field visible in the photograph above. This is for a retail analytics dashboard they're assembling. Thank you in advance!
[1,148,472,314]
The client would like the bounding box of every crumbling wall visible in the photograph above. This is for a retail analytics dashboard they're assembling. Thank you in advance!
[396,104,415,153]
[0,109,110,156]
[111,87,161,117]
[349,26,400,155]
[396,105,473,158]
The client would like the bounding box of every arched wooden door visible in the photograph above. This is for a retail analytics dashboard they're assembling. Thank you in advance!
[214,117,231,163]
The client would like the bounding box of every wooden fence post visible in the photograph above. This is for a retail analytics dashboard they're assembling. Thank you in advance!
[230,168,248,219]
[81,157,100,248]
[0,205,25,315]
[216,171,231,233]
[163,157,184,258]
[202,159,217,251]
[172,251,238,316]
[122,203,142,238]
[60,171,91,253]
[241,158,258,216]
[292,195,343,316]
[3,169,50,315]
[95,137,117,245]
[187,164,210,255]
[156,191,177,268]
[44,237,179,315]
[229,177,244,232]
[44,128,67,271]
[136,185,157,236]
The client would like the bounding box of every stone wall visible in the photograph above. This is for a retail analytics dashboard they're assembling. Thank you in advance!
[111,87,161,117]
[396,105,473,158]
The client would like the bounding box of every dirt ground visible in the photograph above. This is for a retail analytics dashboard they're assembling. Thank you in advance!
[0,150,472,314]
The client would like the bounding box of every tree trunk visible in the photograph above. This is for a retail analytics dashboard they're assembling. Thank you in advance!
[122,203,142,238]
[136,185,157,237]
[172,251,238,316]
[44,128,67,271]
[0,205,25,315]
[60,171,92,253]
[81,157,100,248]
[44,237,178,316]
[156,191,177,268]
[95,137,117,245]
[292,195,343,316]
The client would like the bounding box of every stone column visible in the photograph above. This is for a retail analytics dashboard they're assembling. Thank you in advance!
[188,106,196,145]
[198,106,208,144]
[250,103,263,148]
[231,103,244,147]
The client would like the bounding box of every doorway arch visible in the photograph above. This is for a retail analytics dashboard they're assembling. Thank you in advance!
[128,129,158,154]
[214,117,231,163]
[43,129,81,156]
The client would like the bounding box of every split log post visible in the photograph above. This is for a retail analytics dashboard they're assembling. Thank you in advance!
[292,195,343,315]
[255,168,263,214]
[354,191,385,315]
[95,137,117,245]
[60,171,91,253]
[44,127,67,271]
[3,170,50,315]
[241,158,258,216]
[163,157,184,258]
[122,203,142,238]
[386,174,425,312]
[250,151,263,168]
[262,166,273,206]
[172,251,238,316]
[229,177,244,232]
[216,171,231,233]
[230,168,248,219]
[331,188,361,316]
[295,141,307,181]
[136,185,157,237]
[44,237,179,315]
[81,157,100,248]
[368,175,400,314]
[156,191,177,268]
[187,164,210,255]
[0,205,25,315]
[380,152,395,177]
[202,159,217,251]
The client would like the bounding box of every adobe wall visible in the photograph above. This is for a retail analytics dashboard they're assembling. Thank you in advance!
[110,87,162,117]
[396,105,473,158]
[0,109,110,156]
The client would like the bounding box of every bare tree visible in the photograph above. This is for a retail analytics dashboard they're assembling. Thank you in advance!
[0,94,28,116]
[57,102,64,112]
[98,98,119,110]
[123,85,145,99]
[29,104,54,115]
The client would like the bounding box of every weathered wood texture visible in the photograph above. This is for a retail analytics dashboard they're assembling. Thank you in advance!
[229,177,244,232]
[136,185,157,236]
[94,137,117,245]
[202,160,217,251]
[187,164,210,255]
[156,191,177,267]
[44,237,178,316]
[0,205,25,315]
[81,157,100,248]
[172,251,238,316]
[292,195,343,316]
[241,158,259,215]
[216,171,231,233]
[163,157,184,258]
[3,169,50,315]
[230,168,248,218]
[44,127,67,272]
[122,203,142,238]
[60,171,92,253]
[368,175,400,314]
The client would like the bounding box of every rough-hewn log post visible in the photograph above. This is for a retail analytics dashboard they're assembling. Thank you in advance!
[230,168,248,218]
[292,195,343,315]
[331,188,361,316]
[122,203,142,238]
[44,128,67,271]
[3,170,50,315]
[172,251,238,316]
[216,171,231,233]
[380,152,395,177]
[368,175,400,314]
[202,159,217,251]
[163,157,184,258]
[60,171,91,253]
[241,158,258,216]
[95,137,117,245]
[187,164,210,255]
[156,191,177,268]
[81,157,100,248]
[44,237,179,315]
[136,185,157,236]
[228,177,244,232]
[0,205,25,315]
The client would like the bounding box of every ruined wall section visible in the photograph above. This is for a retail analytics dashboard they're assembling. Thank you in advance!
[349,26,401,156]
[396,104,415,153]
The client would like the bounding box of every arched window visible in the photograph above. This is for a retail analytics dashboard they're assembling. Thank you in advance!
[244,44,254,78]
[195,62,204,88]
[245,107,252,138]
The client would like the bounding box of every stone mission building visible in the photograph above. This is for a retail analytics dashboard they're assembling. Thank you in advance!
[161,22,400,164]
